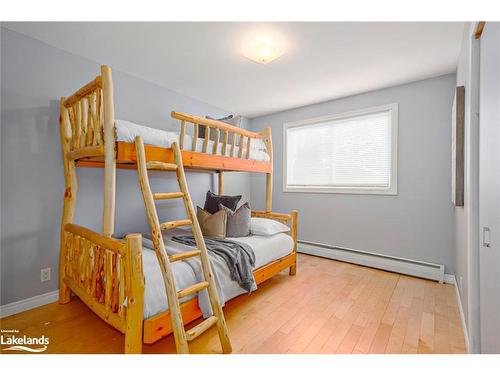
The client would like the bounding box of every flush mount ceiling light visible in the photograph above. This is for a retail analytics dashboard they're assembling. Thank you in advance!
[243,34,285,65]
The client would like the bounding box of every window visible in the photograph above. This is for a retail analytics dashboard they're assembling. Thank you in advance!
[283,103,398,195]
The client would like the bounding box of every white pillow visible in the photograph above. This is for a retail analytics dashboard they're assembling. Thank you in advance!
[250,217,290,236]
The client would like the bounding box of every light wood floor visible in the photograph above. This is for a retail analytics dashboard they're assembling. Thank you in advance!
[0,254,466,354]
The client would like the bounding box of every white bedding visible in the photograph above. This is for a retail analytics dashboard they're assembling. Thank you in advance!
[142,229,293,319]
[116,119,270,163]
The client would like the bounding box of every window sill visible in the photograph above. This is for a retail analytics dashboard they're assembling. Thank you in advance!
[283,186,398,195]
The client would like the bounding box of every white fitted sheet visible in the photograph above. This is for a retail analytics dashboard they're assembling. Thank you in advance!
[116,119,270,163]
[142,246,198,319]
[142,230,294,319]
[231,233,294,269]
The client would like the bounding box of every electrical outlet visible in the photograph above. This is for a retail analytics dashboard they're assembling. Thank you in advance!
[41,268,51,282]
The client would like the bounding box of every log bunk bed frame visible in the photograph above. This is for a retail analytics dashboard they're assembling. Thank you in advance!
[59,65,298,353]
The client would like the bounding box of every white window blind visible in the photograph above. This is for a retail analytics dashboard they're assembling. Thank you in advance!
[284,104,398,195]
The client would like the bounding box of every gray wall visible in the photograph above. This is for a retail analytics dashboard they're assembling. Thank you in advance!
[249,74,457,272]
[0,28,250,305]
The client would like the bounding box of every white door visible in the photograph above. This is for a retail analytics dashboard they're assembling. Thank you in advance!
[479,22,500,353]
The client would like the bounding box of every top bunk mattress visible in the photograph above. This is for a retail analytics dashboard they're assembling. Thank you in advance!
[116,119,270,163]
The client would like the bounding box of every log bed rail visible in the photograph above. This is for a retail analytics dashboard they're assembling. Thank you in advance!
[61,224,144,353]
[58,65,295,353]
[75,114,273,175]
[108,110,273,174]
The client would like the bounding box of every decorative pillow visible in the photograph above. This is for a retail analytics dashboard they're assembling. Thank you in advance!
[206,114,265,151]
[250,217,290,236]
[196,207,227,238]
[206,114,242,127]
[219,202,251,238]
[203,190,241,214]
[200,115,242,139]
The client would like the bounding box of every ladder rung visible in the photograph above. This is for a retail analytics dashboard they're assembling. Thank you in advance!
[160,219,192,230]
[169,250,201,263]
[177,281,209,299]
[146,161,178,171]
[186,316,218,341]
[153,192,184,200]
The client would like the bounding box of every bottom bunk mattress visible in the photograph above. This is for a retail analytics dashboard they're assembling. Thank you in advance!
[141,229,294,319]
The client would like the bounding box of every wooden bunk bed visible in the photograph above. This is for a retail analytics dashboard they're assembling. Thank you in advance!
[59,65,298,353]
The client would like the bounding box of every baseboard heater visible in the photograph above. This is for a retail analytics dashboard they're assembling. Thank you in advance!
[298,240,445,283]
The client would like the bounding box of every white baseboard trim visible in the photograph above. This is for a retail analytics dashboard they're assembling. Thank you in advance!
[298,240,445,283]
[443,274,455,284]
[0,290,59,319]
[448,275,470,353]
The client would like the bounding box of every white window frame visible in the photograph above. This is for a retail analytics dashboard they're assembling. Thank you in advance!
[283,103,398,195]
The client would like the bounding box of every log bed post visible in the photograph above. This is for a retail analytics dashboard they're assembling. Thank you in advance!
[263,127,273,212]
[124,233,145,354]
[289,209,298,276]
[101,65,116,237]
[59,97,77,304]
[265,172,273,212]
[218,171,224,195]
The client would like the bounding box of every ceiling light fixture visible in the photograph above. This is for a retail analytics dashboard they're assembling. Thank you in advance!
[243,34,285,65]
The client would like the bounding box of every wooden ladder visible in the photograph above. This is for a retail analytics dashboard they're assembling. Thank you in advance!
[134,136,232,354]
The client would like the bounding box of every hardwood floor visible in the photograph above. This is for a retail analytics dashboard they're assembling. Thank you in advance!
[0,254,466,354]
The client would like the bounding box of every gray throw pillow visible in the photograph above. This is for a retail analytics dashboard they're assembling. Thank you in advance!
[207,115,242,127]
[219,202,251,238]
[200,115,242,139]
[204,190,241,214]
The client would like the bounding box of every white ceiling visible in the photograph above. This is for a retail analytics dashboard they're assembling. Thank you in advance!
[4,22,464,118]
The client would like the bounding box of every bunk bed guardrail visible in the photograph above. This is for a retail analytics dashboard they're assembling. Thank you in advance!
[171,111,269,160]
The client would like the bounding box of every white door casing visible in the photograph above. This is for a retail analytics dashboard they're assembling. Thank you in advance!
[479,21,500,354]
